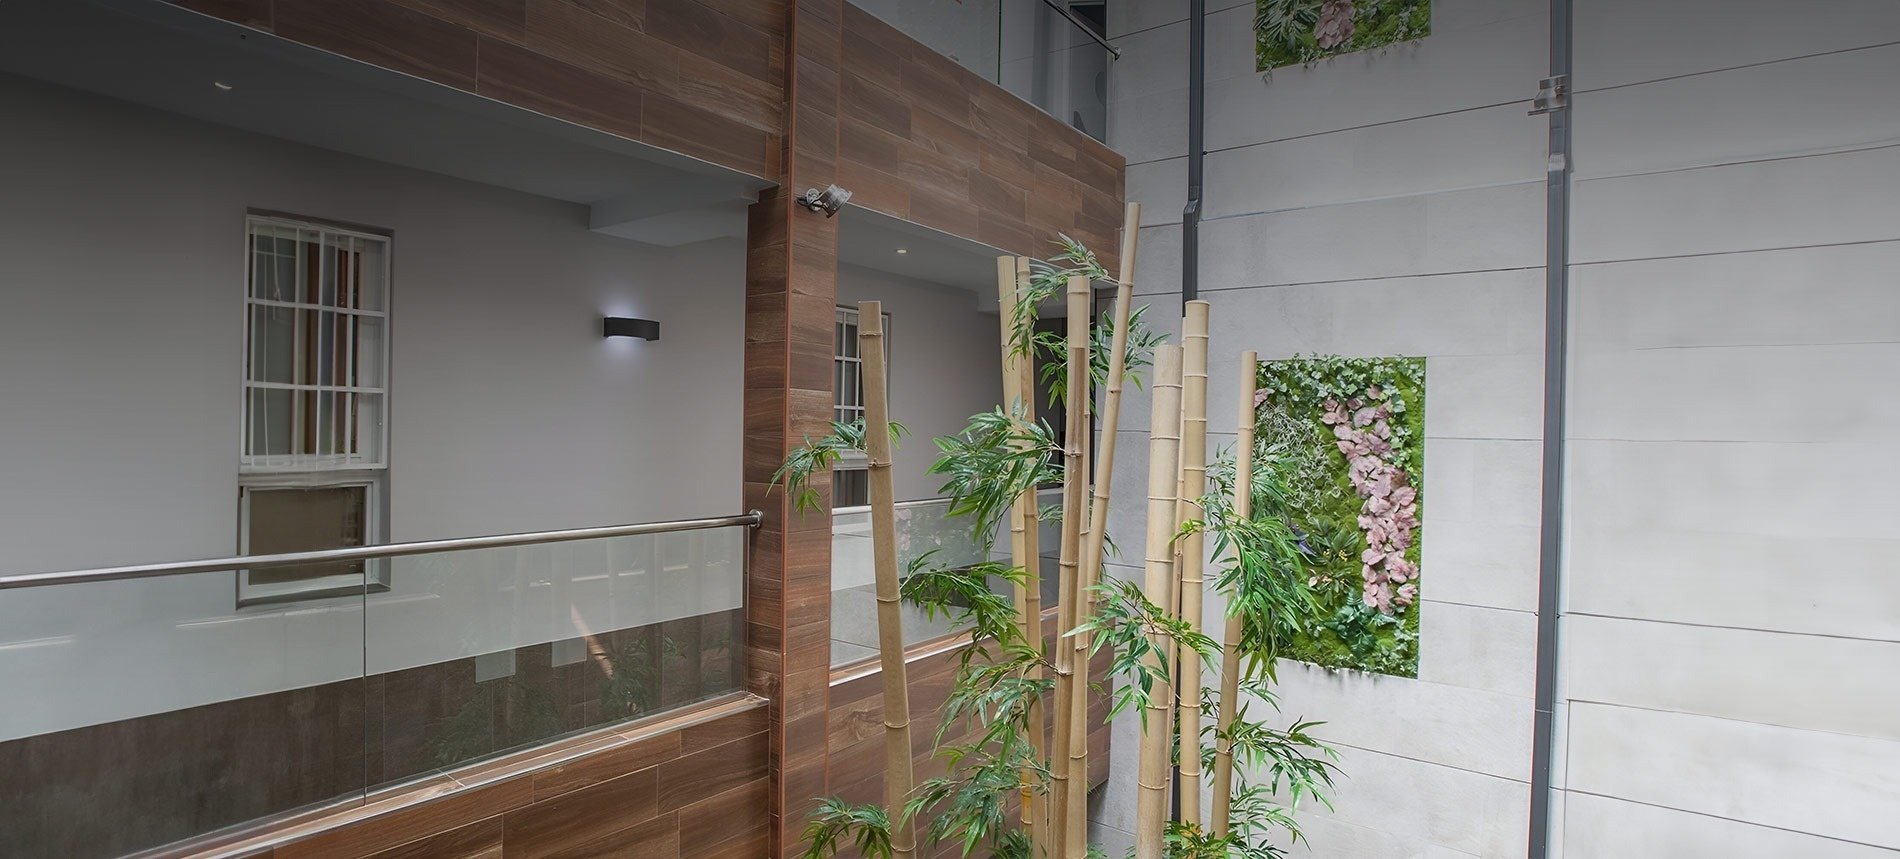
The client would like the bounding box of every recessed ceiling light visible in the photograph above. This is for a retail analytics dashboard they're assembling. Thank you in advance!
[213,81,234,91]
[895,248,908,255]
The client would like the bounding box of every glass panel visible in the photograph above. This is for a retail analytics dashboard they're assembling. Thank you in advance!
[368,526,747,789]
[829,490,1057,666]
[998,0,1110,142]
[353,393,385,465]
[354,238,386,312]
[248,306,299,385]
[0,567,369,857]
[248,386,294,458]
[353,316,385,389]
[2,524,747,855]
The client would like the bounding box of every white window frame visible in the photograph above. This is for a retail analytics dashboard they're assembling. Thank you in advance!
[238,213,392,606]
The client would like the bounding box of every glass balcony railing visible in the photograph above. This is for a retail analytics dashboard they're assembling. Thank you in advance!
[831,491,1062,666]
[0,514,755,859]
[850,0,1114,143]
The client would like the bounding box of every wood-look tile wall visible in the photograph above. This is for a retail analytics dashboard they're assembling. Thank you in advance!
[166,0,786,177]
[835,4,1126,269]
[236,698,771,859]
[742,0,846,853]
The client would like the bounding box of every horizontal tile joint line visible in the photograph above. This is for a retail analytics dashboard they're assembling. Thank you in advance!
[1315,737,1533,785]
[1571,235,1900,269]
[1561,611,1900,645]
[1566,698,1894,743]
[1573,38,1900,99]
[1203,98,1530,155]
[1559,788,1900,851]
[1202,179,1544,224]
[1575,138,1900,184]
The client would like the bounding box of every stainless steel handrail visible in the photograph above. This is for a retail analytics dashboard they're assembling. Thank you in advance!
[0,511,763,591]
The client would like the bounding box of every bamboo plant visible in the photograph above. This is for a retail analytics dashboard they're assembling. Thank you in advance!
[780,203,1339,859]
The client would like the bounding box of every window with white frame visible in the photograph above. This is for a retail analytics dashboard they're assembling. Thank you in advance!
[238,214,391,605]
[833,305,888,509]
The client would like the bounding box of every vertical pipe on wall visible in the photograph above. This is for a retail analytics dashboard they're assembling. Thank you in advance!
[1527,0,1572,855]
[1181,0,1205,304]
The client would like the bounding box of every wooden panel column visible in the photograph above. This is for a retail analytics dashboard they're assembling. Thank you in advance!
[744,1,843,855]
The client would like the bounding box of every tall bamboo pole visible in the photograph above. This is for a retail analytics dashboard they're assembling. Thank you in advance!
[1050,274,1091,858]
[1174,301,1211,828]
[1017,256,1051,857]
[1134,345,1184,859]
[995,257,1046,853]
[1066,201,1142,857]
[1209,350,1258,837]
[859,301,916,859]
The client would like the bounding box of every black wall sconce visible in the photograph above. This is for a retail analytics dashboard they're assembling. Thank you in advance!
[602,316,661,341]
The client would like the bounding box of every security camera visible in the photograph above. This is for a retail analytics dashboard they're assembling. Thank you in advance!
[796,184,852,217]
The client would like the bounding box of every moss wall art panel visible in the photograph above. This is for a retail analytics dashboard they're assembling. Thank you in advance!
[1255,356,1425,677]
[1255,0,1432,72]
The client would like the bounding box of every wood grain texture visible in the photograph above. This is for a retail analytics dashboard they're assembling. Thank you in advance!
[836,3,1125,269]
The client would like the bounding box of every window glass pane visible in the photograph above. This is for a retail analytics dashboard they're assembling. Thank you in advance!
[833,468,868,508]
[843,321,859,358]
[353,393,385,464]
[354,239,386,311]
[248,387,294,458]
[353,316,385,389]
[248,306,299,385]
[245,486,367,585]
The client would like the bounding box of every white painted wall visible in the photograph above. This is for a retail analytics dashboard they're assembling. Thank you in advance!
[1100,1,1548,855]
[0,75,746,741]
[1104,1,1900,856]
[836,263,1003,503]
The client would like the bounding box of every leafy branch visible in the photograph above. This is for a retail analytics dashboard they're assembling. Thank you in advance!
[1035,303,1169,410]
[928,408,1061,550]
[800,798,894,859]
[771,420,908,514]
[1077,578,1218,725]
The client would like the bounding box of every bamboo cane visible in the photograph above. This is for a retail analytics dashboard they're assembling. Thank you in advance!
[1134,345,1184,859]
[859,301,917,859]
[1066,201,1141,857]
[1049,274,1091,858]
[1017,256,1052,858]
[995,257,1046,852]
[1175,301,1211,829]
[1209,350,1258,838]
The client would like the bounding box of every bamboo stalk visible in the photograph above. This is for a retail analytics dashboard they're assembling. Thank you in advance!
[859,301,916,859]
[1135,345,1184,859]
[1209,350,1258,838]
[995,257,1046,853]
[1175,301,1211,829]
[1066,201,1141,857]
[1016,256,1051,858]
[1050,274,1091,859]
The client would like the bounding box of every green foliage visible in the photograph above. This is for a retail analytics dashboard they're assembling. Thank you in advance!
[1035,304,1170,409]
[800,799,894,859]
[905,730,1046,858]
[928,408,1062,550]
[1008,234,1112,359]
[1076,578,1218,725]
[599,635,663,719]
[1255,355,1426,677]
[771,419,908,514]
[1255,0,1431,72]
